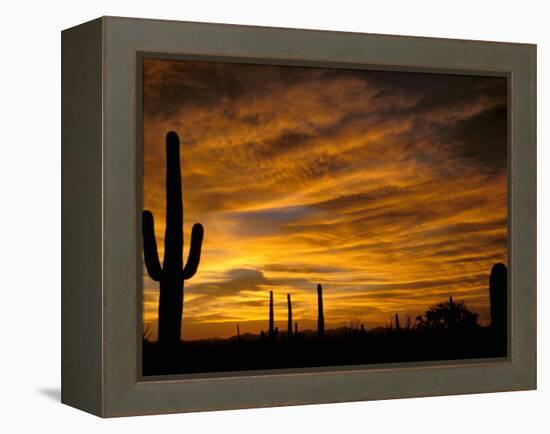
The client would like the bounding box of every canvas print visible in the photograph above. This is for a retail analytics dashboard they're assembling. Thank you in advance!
[140,58,508,376]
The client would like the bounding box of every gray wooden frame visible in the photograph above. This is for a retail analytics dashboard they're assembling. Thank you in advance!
[61,16,536,417]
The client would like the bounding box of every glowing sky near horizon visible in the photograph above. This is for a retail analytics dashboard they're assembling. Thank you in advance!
[141,58,507,341]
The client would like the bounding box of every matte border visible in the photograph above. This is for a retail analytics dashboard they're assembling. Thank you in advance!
[71,16,537,417]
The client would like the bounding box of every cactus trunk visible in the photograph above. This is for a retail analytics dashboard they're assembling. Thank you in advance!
[317,284,325,339]
[287,294,293,339]
[395,313,400,330]
[142,131,204,347]
[269,290,275,339]
[489,263,507,352]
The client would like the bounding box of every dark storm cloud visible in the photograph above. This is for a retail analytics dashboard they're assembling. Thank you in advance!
[364,71,508,169]
[143,60,251,119]
[443,104,508,168]
[143,60,343,120]
[369,70,506,110]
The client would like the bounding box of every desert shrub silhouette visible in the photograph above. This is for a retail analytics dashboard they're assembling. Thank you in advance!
[416,297,479,330]
[142,131,204,347]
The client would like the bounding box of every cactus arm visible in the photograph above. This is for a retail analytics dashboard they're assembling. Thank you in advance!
[142,210,162,281]
[181,223,204,279]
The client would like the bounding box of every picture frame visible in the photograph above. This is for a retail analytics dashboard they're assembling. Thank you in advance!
[61,16,536,417]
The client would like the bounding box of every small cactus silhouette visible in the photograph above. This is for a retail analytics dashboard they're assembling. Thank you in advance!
[142,131,204,346]
[317,284,325,339]
[489,263,507,348]
[268,290,275,339]
[448,296,455,323]
[287,294,293,339]
[395,314,400,330]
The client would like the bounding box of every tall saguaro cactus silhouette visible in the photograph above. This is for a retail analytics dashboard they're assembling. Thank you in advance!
[317,284,325,339]
[489,263,507,350]
[287,294,293,339]
[142,131,204,347]
[268,290,275,339]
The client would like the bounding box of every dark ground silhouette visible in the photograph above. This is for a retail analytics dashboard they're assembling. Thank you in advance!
[142,321,506,376]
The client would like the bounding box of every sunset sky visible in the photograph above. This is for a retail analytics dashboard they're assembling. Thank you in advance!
[141,58,507,341]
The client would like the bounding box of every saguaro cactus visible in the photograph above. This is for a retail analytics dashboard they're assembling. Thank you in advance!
[448,296,455,323]
[395,314,400,330]
[489,263,507,345]
[269,290,275,339]
[287,294,293,339]
[317,284,325,339]
[142,131,204,347]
